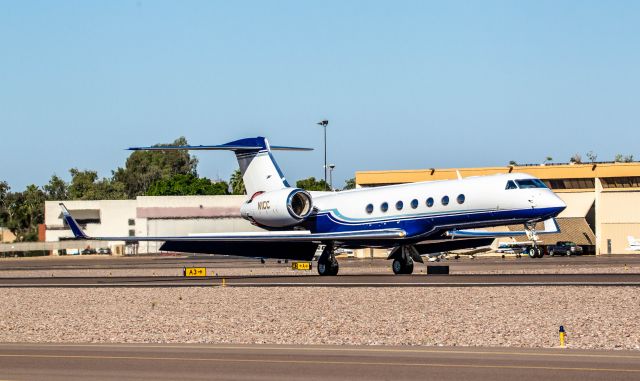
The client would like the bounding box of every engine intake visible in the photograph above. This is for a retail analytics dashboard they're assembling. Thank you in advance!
[240,188,314,228]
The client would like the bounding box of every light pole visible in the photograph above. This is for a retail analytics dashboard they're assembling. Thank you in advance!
[316,120,329,189]
[328,164,335,191]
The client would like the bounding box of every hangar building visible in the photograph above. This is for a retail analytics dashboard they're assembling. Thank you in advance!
[356,162,640,255]
[44,196,264,255]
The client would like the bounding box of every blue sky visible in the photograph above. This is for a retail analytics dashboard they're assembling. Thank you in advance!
[1,0,639,190]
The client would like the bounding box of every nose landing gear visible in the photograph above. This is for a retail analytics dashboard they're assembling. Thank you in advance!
[525,222,544,258]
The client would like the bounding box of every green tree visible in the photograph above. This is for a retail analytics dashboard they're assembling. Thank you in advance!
[69,169,126,200]
[43,174,69,200]
[3,185,45,242]
[113,136,198,198]
[230,169,246,195]
[147,173,229,196]
[615,154,634,163]
[343,177,356,190]
[296,177,329,191]
[0,181,9,226]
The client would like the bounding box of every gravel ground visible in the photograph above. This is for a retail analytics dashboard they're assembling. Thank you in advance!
[0,286,638,350]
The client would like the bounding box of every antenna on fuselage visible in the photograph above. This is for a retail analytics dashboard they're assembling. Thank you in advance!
[456,170,463,180]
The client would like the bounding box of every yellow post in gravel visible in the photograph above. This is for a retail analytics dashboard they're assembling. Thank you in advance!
[559,326,567,348]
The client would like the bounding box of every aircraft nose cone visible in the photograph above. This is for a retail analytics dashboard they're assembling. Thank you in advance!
[551,195,567,213]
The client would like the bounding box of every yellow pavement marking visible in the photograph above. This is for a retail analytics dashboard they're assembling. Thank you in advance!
[0,354,638,374]
[1,343,638,360]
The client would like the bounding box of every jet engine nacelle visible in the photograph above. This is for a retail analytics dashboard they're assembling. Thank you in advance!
[240,188,314,228]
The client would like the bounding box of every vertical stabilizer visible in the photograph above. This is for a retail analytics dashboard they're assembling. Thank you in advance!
[230,137,290,196]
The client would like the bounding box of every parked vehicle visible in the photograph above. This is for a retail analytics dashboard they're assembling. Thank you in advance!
[97,247,111,254]
[547,241,583,256]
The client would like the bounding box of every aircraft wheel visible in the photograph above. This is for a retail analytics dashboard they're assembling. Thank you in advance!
[318,258,339,276]
[392,257,413,275]
[404,259,414,274]
[392,259,403,274]
[528,247,542,258]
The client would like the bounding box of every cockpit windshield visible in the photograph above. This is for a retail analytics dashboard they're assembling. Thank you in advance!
[505,180,518,190]
[515,179,548,189]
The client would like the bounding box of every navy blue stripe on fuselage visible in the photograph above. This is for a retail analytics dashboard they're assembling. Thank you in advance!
[302,207,564,238]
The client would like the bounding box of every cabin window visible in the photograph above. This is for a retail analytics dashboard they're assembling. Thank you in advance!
[457,194,465,204]
[426,197,434,207]
[505,180,518,190]
[381,202,389,212]
[365,204,374,214]
[411,199,419,209]
[516,179,547,189]
[396,201,403,210]
[441,196,449,206]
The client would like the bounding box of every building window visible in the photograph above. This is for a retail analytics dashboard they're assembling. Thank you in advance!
[543,178,595,190]
[128,229,135,237]
[505,180,518,190]
[381,202,389,212]
[441,196,449,206]
[365,204,374,214]
[396,201,403,210]
[457,194,465,204]
[128,219,135,226]
[411,199,419,209]
[601,177,640,188]
[426,197,434,207]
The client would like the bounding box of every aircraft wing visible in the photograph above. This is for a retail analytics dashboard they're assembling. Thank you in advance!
[445,218,560,239]
[59,203,406,242]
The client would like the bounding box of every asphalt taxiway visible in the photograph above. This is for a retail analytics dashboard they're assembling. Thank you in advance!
[0,343,638,381]
[3,254,640,272]
[0,273,639,288]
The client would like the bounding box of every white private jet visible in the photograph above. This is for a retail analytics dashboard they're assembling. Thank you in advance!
[60,136,566,275]
[626,236,640,251]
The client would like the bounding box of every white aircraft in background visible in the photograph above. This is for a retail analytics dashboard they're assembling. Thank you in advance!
[60,136,566,275]
[626,236,640,251]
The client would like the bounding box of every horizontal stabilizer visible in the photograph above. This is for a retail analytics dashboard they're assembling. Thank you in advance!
[128,137,312,152]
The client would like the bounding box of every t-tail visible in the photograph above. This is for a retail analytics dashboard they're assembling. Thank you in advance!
[129,137,312,196]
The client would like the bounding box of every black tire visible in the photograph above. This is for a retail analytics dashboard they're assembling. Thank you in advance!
[318,259,339,276]
[404,259,414,274]
[549,250,554,257]
[329,260,339,276]
[392,257,414,275]
[527,248,537,258]
[392,258,404,275]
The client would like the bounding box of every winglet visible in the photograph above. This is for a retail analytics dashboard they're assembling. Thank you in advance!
[59,203,89,239]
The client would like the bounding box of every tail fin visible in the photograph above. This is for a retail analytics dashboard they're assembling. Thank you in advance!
[129,136,312,196]
[59,203,89,239]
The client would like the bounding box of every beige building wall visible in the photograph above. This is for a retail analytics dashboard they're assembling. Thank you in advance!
[597,190,640,253]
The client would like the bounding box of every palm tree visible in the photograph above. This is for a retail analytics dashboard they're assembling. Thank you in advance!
[230,169,246,195]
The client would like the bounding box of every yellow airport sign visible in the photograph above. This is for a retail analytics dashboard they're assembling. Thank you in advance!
[184,267,207,277]
[291,262,312,271]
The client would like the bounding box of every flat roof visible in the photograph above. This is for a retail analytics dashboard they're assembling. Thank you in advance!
[356,162,640,186]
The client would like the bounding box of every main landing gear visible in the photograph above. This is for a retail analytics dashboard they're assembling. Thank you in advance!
[525,222,544,259]
[317,244,339,276]
[389,245,422,275]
